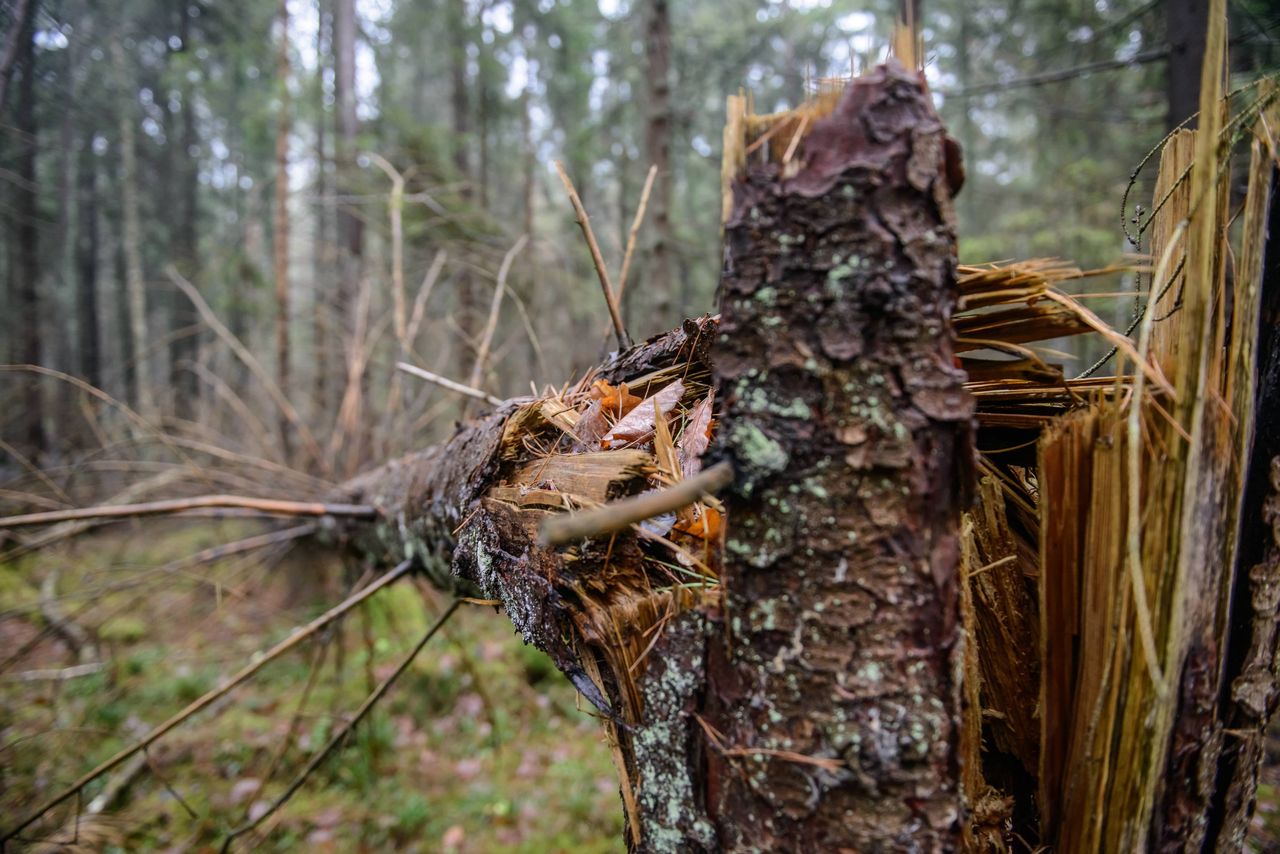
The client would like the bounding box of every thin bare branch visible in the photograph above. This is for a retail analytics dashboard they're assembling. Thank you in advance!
[364,152,408,346]
[540,460,734,545]
[466,235,529,405]
[0,495,375,530]
[397,362,504,406]
[554,161,631,349]
[405,251,448,348]
[165,266,326,472]
[617,165,658,303]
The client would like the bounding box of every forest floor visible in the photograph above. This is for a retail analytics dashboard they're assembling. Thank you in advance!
[3,522,1280,852]
[0,523,623,852]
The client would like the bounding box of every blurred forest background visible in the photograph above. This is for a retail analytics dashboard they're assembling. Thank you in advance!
[0,0,1274,470]
[1,0,1279,851]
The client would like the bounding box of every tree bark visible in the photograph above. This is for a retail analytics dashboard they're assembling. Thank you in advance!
[313,0,332,419]
[77,127,102,389]
[703,61,968,851]
[0,0,33,119]
[447,0,478,389]
[333,0,361,336]
[1167,0,1208,130]
[170,2,201,414]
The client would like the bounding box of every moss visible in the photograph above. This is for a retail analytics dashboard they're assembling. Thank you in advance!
[99,616,148,643]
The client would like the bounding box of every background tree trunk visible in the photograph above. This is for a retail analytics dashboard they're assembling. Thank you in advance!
[170,2,201,415]
[333,0,361,337]
[313,0,332,419]
[111,38,156,419]
[77,127,101,390]
[448,0,478,396]
[1167,0,1208,130]
[0,0,33,118]
[274,0,293,461]
[643,0,673,327]
[12,3,44,454]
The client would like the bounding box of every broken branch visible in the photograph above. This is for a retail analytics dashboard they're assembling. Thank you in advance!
[396,361,504,406]
[539,460,733,545]
[554,161,631,349]
[219,598,461,853]
[0,495,376,530]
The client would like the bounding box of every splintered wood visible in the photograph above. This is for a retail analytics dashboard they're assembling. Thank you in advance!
[477,317,724,724]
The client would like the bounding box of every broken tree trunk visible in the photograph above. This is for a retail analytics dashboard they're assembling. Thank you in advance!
[703,63,970,849]
[339,62,970,851]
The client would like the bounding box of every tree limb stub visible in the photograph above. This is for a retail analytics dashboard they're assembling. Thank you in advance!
[539,461,734,545]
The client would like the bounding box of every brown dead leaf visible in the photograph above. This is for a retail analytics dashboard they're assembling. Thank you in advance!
[602,380,685,449]
[677,391,715,478]
[573,399,610,451]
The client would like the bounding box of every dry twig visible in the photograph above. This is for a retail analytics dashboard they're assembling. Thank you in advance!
[554,161,631,348]
[0,495,375,530]
[397,362,504,406]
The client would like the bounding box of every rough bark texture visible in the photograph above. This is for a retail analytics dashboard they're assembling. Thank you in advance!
[703,62,970,851]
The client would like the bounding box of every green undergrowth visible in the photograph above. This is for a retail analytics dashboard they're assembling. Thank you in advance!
[1,522,623,852]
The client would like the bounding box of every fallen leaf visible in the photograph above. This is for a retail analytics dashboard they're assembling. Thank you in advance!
[602,380,685,449]
[673,505,723,540]
[677,392,715,478]
[572,399,610,451]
